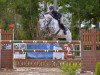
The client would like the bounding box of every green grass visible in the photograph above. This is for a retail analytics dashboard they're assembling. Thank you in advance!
[60,62,81,75]
[95,62,100,75]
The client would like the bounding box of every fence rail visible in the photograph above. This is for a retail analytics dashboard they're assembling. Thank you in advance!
[14,50,68,52]
[0,40,80,44]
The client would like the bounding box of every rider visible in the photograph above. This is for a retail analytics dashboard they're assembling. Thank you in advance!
[49,5,66,35]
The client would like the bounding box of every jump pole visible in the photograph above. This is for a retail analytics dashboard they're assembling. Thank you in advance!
[0,40,80,44]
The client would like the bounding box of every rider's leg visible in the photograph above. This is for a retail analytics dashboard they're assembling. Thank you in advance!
[58,20,66,35]
[60,23,67,35]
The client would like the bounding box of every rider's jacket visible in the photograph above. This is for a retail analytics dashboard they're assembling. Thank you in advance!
[50,11,62,24]
[50,11,67,35]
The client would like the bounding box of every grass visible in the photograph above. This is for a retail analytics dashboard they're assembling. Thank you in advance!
[60,62,81,75]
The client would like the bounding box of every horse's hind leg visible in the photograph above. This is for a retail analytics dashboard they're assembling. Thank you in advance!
[65,29,72,43]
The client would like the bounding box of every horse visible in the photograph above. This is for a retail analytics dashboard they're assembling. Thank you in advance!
[39,13,72,43]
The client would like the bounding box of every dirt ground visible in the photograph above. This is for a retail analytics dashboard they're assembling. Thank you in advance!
[0,67,94,75]
[0,68,63,75]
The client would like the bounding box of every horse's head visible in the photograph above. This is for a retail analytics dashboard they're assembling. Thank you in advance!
[39,14,52,30]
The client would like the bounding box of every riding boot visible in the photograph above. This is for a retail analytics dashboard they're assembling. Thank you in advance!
[63,30,66,35]
[63,27,67,35]
[58,21,67,35]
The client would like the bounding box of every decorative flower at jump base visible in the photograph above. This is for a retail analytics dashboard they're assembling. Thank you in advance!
[0,17,14,30]
[9,23,14,29]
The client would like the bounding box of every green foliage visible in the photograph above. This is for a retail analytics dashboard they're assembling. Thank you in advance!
[58,0,100,21]
[0,0,42,39]
[61,62,81,75]
[57,0,100,39]
[0,0,15,31]
[1,0,99,39]
[95,62,100,75]
[14,0,40,40]
[71,27,79,40]
[0,16,14,30]
[0,18,9,30]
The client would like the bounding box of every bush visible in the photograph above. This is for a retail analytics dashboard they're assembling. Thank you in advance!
[95,62,100,75]
[60,62,81,75]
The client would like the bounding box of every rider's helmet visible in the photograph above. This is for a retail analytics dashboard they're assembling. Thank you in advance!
[49,5,57,11]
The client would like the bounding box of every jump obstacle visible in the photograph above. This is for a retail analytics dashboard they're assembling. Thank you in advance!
[12,40,80,68]
[0,28,100,72]
[0,29,80,69]
[1,40,80,68]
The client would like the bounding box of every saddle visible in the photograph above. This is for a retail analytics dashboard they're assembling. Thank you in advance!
[49,34,65,38]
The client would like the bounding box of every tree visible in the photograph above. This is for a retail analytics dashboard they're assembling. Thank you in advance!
[13,0,40,40]
[14,0,54,40]
[0,0,15,30]
[57,0,100,39]
[0,0,54,40]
